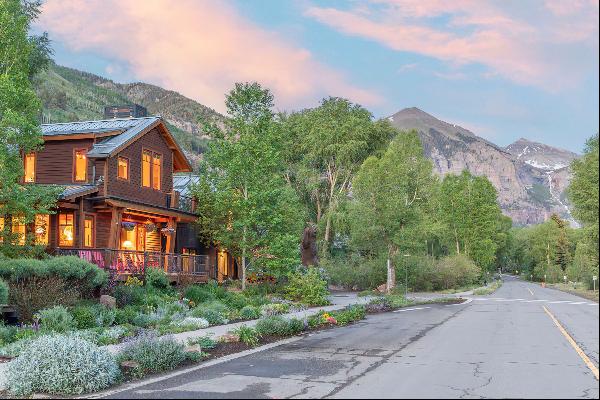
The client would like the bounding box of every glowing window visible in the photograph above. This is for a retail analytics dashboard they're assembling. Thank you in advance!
[84,216,94,247]
[152,153,161,190]
[35,214,49,245]
[142,150,152,187]
[24,153,36,183]
[0,216,4,243]
[74,149,87,182]
[11,216,26,246]
[58,213,74,247]
[118,157,129,180]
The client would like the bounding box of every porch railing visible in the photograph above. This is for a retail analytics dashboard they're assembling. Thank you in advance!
[55,248,209,276]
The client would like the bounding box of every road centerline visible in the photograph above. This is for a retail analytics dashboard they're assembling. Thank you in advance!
[542,305,599,381]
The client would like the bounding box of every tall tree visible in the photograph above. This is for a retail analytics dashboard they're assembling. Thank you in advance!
[194,82,304,289]
[281,98,394,256]
[349,131,437,293]
[438,171,507,272]
[568,134,599,267]
[0,0,60,248]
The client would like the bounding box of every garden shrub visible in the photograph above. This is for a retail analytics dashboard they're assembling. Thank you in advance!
[115,306,138,325]
[96,306,116,327]
[239,305,261,320]
[187,334,217,349]
[6,335,120,396]
[221,291,248,310]
[0,278,8,304]
[131,313,152,328]
[97,326,131,346]
[184,284,216,305]
[322,254,386,290]
[35,305,76,333]
[260,303,290,317]
[284,269,330,306]
[0,257,107,321]
[198,309,228,325]
[113,284,146,307]
[145,267,170,292]
[117,331,186,377]
[171,317,209,330]
[255,316,304,337]
[332,305,366,325]
[434,254,481,290]
[0,322,18,346]
[71,305,99,329]
[232,325,260,347]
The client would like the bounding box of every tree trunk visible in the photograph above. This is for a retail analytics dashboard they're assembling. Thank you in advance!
[454,227,460,254]
[241,226,247,291]
[324,215,331,248]
[386,256,396,294]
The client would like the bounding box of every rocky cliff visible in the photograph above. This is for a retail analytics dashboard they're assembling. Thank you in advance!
[387,108,577,225]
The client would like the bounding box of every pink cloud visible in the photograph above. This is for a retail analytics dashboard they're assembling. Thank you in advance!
[37,0,381,113]
[305,0,599,91]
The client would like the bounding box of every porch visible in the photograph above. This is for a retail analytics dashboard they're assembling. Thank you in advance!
[55,248,212,283]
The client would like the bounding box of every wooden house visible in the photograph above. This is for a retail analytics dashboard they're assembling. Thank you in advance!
[2,116,238,282]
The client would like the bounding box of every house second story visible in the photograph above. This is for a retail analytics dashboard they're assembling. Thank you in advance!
[24,116,193,210]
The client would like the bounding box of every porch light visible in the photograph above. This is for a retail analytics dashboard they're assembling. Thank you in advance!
[122,240,134,249]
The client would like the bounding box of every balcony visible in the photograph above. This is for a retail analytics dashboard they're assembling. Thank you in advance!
[55,248,210,281]
[166,190,196,214]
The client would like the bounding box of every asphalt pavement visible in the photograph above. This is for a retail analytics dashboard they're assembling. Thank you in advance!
[99,276,599,399]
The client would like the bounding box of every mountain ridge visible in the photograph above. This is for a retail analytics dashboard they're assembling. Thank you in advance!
[35,64,578,225]
[388,107,577,225]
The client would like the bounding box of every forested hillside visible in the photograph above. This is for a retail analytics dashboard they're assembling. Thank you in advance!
[33,63,224,169]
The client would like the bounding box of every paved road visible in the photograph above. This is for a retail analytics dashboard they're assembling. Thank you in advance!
[102,276,599,399]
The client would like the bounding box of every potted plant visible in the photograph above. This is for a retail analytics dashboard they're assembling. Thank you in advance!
[122,221,136,231]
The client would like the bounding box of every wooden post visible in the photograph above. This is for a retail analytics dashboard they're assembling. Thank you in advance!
[108,207,123,250]
[78,198,85,247]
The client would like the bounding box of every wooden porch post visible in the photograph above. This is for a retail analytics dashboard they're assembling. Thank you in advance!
[108,207,123,250]
[165,218,177,254]
[77,198,85,247]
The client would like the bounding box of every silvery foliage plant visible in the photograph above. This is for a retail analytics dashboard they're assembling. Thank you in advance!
[6,335,120,396]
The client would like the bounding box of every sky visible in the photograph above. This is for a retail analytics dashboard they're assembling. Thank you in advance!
[34,0,599,153]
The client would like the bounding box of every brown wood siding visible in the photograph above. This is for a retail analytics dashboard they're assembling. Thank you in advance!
[106,127,173,207]
[95,213,112,249]
[34,139,95,184]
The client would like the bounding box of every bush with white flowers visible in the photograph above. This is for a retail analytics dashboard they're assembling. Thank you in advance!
[171,316,209,329]
[6,335,120,396]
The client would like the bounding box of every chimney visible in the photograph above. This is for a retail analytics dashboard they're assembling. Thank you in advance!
[104,104,148,119]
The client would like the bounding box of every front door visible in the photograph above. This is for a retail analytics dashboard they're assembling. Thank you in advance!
[217,249,228,282]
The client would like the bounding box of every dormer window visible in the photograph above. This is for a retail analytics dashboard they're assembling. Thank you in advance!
[24,152,35,183]
[74,149,87,182]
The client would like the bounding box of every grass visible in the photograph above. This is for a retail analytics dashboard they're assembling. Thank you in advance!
[472,280,503,296]
[546,283,599,303]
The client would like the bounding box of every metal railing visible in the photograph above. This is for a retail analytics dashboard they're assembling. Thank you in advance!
[55,248,209,276]
[165,191,196,214]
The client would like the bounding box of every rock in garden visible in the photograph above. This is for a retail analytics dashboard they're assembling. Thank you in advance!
[120,360,140,372]
[100,295,117,309]
[220,333,240,343]
[377,283,387,293]
[185,345,202,354]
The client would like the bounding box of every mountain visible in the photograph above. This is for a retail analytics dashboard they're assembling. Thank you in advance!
[33,63,224,169]
[387,107,577,225]
[505,138,578,171]
[35,64,577,225]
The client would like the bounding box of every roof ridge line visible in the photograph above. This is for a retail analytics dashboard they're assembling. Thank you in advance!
[41,116,161,127]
